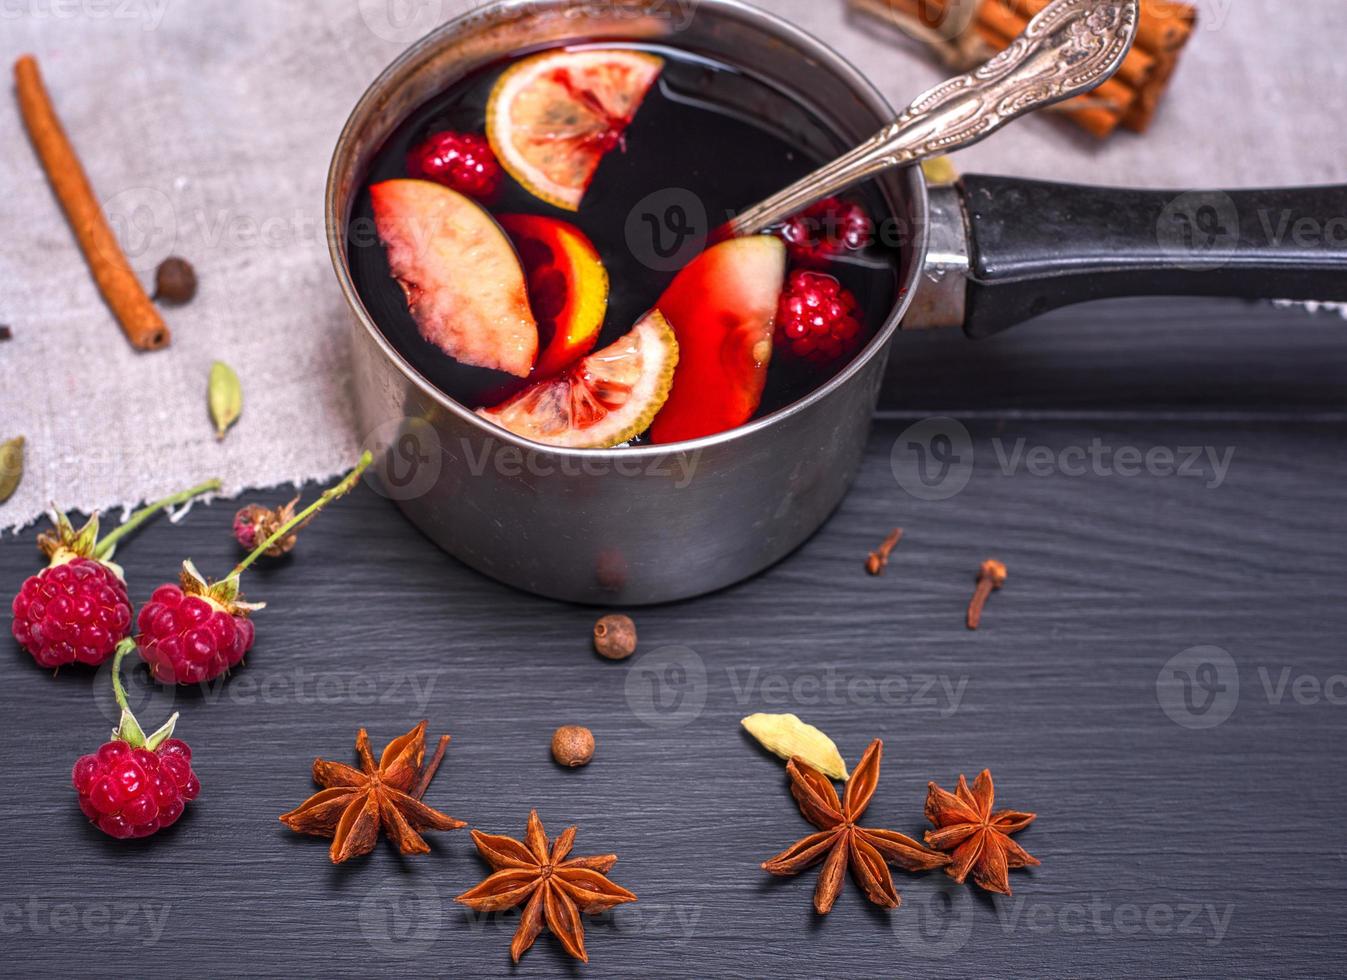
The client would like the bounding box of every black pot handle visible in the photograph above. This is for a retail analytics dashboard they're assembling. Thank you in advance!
[956,175,1347,339]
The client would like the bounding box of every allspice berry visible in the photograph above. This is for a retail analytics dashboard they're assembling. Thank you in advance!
[593,613,637,660]
[153,256,198,304]
[551,726,595,768]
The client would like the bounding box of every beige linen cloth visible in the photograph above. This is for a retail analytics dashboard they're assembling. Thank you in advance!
[2,0,1345,530]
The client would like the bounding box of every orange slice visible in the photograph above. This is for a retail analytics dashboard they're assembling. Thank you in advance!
[487,48,664,211]
[497,214,608,378]
[478,311,678,448]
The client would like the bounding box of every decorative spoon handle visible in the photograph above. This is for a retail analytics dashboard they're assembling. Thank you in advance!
[724,0,1140,238]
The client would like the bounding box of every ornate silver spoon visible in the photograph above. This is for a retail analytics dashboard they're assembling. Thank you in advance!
[723,0,1140,238]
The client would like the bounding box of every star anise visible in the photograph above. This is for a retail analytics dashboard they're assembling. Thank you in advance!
[924,769,1039,895]
[456,810,637,963]
[279,720,466,863]
[761,739,951,914]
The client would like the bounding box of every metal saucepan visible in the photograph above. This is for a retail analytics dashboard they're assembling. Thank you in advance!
[328,0,1347,605]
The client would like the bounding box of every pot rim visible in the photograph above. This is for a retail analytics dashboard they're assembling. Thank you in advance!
[325,0,929,459]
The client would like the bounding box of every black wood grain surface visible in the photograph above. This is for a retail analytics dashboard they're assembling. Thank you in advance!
[3,301,1346,979]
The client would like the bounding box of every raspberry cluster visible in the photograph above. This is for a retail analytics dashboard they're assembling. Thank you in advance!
[73,738,200,839]
[11,558,132,668]
[136,583,256,685]
[780,196,873,267]
[775,270,864,364]
[14,463,368,842]
[407,130,503,200]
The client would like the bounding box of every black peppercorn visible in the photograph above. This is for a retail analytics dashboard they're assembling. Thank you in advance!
[153,257,197,304]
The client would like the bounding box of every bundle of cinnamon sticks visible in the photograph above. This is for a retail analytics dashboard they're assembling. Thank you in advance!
[850,0,1196,138]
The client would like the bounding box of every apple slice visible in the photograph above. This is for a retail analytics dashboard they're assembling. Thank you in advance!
[649,236,786,444]
[497,214,608,378]
[370,178,537,377]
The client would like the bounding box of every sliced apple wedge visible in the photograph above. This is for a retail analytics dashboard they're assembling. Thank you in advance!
[649,236,786,444]
[370,178,537,377]
[478,311,678,449]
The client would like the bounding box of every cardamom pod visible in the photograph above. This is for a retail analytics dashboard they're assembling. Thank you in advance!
[741,712,848,780]
[0,436,24,504]
[208,361,242,439]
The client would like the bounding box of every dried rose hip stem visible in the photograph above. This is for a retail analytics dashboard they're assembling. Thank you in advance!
[136,453,373,686]
[93,479,221,559]
[225,452,372,581]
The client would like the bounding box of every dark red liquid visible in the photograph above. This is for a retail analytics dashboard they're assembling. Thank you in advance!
[347,43,901,434]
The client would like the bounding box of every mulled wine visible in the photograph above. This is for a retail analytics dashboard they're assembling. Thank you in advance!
[347,42,901,447]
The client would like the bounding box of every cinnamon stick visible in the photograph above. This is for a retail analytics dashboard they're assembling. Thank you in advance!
[1016,0,1194,51]
[984,0,1155,90]
[13,55,169,351]
[1122,49,1178,131]
[1135,0,1195,52]
[973,13,1135,112]
[849,0,995,69]
[974,10,1136,138]
[1052,102,1122,140]
[854,0,1195,138]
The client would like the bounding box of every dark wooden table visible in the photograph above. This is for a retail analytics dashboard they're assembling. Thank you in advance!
[3,299,1345,978]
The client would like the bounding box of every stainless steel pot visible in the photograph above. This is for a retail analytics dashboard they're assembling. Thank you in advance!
[328,0,1347,605]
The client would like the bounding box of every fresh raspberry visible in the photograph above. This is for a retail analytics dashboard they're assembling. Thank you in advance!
[407,130,502,200]
[11,558,132,668]
[136,583,256,685]
[775,270,865,364]
[780,197,873,267]
[73,737,200,839]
